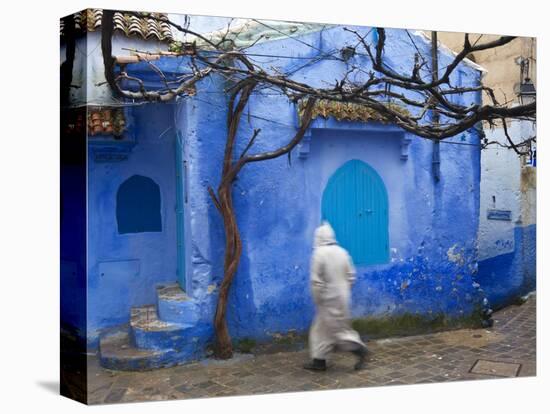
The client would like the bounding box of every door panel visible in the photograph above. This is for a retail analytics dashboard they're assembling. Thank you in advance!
[322,159,389,265]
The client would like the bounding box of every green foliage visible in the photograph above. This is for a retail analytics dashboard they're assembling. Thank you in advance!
[235,338,257,353]
[352,310,484,338]
[297,99,411,125]
[169,41,183,53]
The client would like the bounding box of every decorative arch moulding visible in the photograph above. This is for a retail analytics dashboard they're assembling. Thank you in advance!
[295,114,414,161]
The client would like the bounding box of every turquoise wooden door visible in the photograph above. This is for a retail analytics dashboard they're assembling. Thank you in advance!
[321,159,389,265]
[175,132,186,289]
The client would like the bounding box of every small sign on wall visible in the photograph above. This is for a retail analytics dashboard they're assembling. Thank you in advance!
[487,209,512,221]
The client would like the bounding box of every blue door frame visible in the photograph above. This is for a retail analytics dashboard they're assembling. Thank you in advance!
[322,159,389,265]
[175,132,186,289]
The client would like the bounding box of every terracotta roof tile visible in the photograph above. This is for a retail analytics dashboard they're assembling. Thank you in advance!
[60,9,174,42]
[88,107,126,137]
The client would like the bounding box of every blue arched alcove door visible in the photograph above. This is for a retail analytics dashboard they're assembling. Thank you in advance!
[321,159,389,265]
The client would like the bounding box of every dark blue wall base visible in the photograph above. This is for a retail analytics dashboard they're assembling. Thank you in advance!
[224,248,486,344]
[478,224,536,309]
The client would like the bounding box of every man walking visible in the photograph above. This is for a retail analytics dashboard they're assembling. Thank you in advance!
[304,222,368,371]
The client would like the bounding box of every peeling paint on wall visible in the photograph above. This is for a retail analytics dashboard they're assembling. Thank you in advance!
[447,244,465,265]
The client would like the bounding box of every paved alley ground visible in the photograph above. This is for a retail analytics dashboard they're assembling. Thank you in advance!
[87,295,536,404]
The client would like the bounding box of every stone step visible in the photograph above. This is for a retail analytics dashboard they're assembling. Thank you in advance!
[156,283,199,325]
[99,329,180,371]
[129,305,191,351]
[98,283,211,371]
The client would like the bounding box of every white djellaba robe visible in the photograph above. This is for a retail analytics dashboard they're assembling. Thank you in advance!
[308,222,367,360]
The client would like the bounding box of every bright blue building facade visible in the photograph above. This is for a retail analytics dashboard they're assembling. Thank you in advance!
[60,18,534,370]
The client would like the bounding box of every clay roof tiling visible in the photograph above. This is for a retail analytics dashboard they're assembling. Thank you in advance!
[88,107,127,138]
[60,9,174,42]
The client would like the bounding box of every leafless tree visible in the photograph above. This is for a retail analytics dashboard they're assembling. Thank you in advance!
[93,10,536,358]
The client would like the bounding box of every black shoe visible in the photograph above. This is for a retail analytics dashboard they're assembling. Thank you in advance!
[352,348,367,370]
[303,359,327,371]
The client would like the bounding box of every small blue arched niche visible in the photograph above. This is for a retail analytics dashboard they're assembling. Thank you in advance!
[116,175,162,234]
[322,159,389,265]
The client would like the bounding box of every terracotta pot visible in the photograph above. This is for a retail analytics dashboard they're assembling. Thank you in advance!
[91,112,102,122]
[92,125,103,135]
[103,109,112,120]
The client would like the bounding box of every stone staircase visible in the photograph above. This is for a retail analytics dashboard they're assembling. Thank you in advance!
[99,283,208,371]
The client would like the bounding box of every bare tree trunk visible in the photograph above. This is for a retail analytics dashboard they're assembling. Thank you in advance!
[210,81,255,358]
[213,179,242,358]
[210,92,316,359]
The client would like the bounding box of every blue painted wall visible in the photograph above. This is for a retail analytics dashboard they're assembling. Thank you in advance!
[61,105,88,339]
[87,103,179,341]
[168,27,484,343]
[61,163,87,337]
[478,224,536,308]
[85,26,487,349]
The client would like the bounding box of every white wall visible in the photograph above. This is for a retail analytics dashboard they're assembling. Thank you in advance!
[478,119,536,261]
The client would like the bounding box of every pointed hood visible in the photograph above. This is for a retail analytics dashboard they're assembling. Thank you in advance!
[314,221,337,247]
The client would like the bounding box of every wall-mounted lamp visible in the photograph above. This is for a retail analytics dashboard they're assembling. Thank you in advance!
[518,78,536,105]
[340,46,356,62]
[517,57,536,105]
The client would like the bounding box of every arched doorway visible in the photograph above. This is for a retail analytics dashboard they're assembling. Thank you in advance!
[321,159,389,265]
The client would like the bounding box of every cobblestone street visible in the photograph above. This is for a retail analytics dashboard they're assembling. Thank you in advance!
[87,295,536,404]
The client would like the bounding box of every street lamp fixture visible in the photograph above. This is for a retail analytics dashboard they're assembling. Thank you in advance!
[518,77,536,105]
